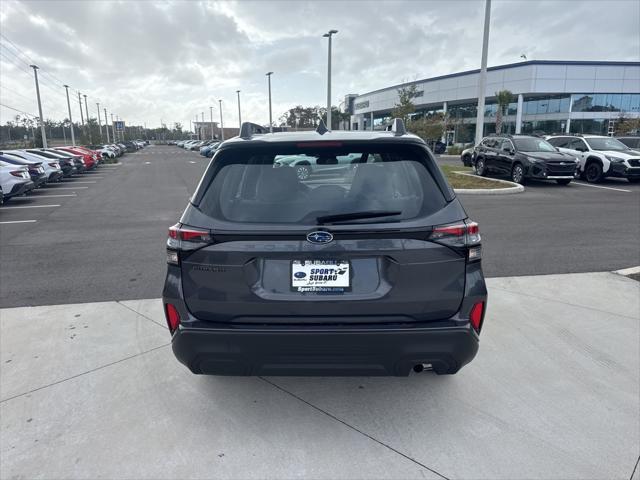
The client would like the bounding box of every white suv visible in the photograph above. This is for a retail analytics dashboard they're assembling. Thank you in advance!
[546,135,640,183]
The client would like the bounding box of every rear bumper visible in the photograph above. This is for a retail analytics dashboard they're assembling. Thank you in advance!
[7,180,34,197]
[48,171,63,182]
[171,324,479,376]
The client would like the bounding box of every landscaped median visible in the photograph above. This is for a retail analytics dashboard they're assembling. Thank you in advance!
[439,165,524,195]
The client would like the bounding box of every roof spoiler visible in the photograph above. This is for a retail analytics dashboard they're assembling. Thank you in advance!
[385,118,407,136]
[239,122,269,140]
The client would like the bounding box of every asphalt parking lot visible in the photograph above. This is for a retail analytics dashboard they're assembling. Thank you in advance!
[1,146,639,480]
[0,147,638,308]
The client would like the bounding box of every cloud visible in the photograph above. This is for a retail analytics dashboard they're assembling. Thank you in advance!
[1,0,638,129]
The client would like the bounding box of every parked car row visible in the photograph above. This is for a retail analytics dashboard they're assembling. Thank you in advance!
[461,134,640,185]
[174,139,220,158]
[0,141,143,204]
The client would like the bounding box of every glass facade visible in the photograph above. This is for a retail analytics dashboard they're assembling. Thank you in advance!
[571,93,640,112]
[569,119,608,135]
[523,95,571,115]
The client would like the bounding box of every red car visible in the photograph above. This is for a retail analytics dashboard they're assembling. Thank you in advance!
[54,147,98,170]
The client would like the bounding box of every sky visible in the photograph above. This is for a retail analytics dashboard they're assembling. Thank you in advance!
[1,0,639,130]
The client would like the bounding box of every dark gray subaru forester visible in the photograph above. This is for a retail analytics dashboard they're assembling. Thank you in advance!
[163,119,487,376]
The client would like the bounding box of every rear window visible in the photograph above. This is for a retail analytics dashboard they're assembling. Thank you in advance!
[197,143,447,225]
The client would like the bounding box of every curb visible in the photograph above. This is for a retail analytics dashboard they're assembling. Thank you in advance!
[452,171,525,195]
[613,266,640,276]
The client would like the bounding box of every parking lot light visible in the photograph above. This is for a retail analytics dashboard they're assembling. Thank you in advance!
[323,30,338,130]
[266,72,273,133]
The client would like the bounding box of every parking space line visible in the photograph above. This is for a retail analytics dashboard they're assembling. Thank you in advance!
[0,220,37,224]
[60,181,96,184]
[12,194,77,199]
[572,182,631,193]
[0,204,60,209]
[49,187,88,190]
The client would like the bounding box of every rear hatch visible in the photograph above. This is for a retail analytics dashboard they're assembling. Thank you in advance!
[175,140,469,325]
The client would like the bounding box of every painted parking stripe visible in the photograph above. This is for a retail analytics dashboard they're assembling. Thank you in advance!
[0,204,60,209]
[11,194,77,199]
[49,187,88,190]
[572,182,631,193]
[60,181,96,184]
[0,220,37,224]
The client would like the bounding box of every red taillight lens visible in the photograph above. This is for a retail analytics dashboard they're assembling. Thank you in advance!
[167,224,213,263]
[10,170,25,177]
[429,221,481,251]
[165,303,181,333]
[469,301,485,332]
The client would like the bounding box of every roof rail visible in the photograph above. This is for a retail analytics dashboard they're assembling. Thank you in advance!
[386,118,406,136]
[239,121,269,140]
[316,119,329,135]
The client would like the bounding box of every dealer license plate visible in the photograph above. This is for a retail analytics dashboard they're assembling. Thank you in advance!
[291,260,350,292]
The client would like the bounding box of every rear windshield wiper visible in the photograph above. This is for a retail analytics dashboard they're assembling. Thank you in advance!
[316,210,402,225]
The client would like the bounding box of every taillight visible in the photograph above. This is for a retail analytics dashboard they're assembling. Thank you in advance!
[10,170,25,177]
[164,303,181,333]
[469,301,485,332]
[429,220,481,261]
[167,223,213,264]
[48,162,59,168]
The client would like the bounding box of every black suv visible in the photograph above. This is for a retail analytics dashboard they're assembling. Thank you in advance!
[473,134,578,185]
[163,119,487,377]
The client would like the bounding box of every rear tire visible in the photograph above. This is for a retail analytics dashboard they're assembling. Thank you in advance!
[556,179,572,185]
[511,163,526,184]
[584,161,604,183]
[475,158,486,176]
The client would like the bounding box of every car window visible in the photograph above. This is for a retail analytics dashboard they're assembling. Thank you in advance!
[197,144,447,225]
[547,137,570,148]
[585,137,630,151]
[568,139,588,151]
[500,139,514,151]
[512,137,557,152]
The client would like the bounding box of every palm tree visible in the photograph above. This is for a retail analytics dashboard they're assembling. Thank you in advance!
[494,90,514,134]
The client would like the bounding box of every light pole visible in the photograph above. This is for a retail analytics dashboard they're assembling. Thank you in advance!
[63,84,76,146]
[78,91,84,125]
[266,72,273,133]
[323,29,338,130]
[209,106,214,140]
[96,102,103,141]
[104,108,110,143]
[195,115,199,139]
[83,94,92,143]
[474,0,491,145]
[218,99,224,140]
[110,113,115,143]
[30,65,47,148]
[236,90,242,129]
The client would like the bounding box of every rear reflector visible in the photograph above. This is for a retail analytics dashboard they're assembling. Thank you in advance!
[165,303,181,333]
[469,302,485,332]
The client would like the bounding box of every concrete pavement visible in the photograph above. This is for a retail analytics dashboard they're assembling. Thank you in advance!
[1,272,638,479]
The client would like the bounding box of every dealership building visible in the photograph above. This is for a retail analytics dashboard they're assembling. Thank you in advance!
[346,60,640,144]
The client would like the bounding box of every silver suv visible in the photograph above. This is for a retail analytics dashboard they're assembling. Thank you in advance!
[546,134,640,183]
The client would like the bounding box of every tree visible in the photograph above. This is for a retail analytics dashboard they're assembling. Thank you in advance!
[409,112,448,142]
[494,90,514,134]
[391,84,419,122]
[614,114,640,135]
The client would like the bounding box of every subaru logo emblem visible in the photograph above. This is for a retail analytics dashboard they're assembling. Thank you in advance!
[306,231,333,244]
